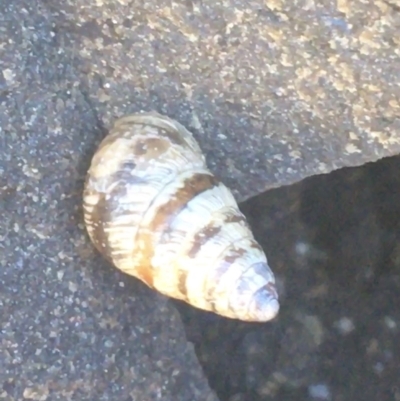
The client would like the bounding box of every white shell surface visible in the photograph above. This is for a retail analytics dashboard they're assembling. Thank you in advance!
[83,112,279,322]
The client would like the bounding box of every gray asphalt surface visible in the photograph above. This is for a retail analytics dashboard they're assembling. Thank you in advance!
[1,0,400,400]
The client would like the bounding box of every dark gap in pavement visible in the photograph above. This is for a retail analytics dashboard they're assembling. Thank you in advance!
[174,153,400,401]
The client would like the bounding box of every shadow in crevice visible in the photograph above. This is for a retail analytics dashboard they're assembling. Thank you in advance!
[175,154,400,401]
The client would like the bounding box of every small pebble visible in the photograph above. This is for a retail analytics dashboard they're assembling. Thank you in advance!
[68,282,78,293]
[373,362,385,375]
[334,317,355,335]
[308,383,332,400]
[295,241,311,256]
[383,316,397,330]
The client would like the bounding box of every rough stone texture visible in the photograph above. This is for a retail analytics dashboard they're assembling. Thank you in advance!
[0,2,218,400]
[48,0,400,201]
[1,0,400,400]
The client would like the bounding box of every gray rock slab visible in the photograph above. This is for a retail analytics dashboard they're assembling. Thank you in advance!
[1,0,400,400]
[0,2,218,400]
[49,0,400,201]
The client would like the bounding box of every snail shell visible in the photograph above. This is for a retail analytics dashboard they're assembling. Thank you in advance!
[82,112,279,322]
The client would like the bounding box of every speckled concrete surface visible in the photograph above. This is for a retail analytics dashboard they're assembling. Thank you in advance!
[1,0,400,399]
[47,0,400,201]
[0,2,218,400]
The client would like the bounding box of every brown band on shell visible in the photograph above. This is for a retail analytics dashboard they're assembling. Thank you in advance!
[203,242,250,307]
[187,212,248,259]
[86,174,147,263]
[134,173,219,289]
[247,239,264,253]
[132,136,171,160]
[225,213,248,224]
[177,268,190,301]
[187,225,223,259]
[177,211,251,301]
[113,116,192,148]
[154,127,192,148]
[97,126,188,170]
[125,131,193,163]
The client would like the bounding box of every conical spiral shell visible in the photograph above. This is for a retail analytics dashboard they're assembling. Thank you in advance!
[83,112,279,322]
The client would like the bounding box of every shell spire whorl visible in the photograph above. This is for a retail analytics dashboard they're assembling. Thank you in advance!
[83,111,279,322]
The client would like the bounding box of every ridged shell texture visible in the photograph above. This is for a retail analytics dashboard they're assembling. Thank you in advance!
[83,112,279,322]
